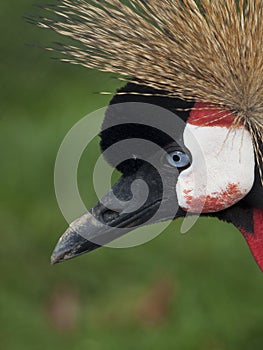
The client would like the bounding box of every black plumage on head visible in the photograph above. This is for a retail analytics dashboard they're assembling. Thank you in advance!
[100,83,194,174]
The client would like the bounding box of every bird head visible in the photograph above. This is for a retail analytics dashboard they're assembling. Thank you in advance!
[51,83,263,271]
[36,0,263,270]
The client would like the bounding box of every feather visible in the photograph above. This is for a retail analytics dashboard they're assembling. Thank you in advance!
[37,0,263,177]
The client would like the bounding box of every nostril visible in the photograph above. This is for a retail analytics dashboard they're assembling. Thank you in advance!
[102,209,120,223]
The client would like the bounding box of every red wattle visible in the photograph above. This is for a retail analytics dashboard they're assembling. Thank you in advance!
[240,209,263,272]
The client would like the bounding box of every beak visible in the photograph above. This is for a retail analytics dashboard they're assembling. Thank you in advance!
[51,164,176,264]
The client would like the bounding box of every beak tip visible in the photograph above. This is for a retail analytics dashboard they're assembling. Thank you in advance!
[50,227,92,265]
[50,246,66,265]
[50,236,71,265]
[50,254,60,265]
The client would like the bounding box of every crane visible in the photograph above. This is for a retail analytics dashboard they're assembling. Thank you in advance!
[36,0,263,270]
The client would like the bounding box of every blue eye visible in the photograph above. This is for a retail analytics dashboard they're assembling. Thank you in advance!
[167,151,190,168]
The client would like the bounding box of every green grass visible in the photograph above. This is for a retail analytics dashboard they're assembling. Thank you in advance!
[1,1,263,349]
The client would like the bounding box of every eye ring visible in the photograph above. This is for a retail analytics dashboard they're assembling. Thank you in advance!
[167,150,190,168]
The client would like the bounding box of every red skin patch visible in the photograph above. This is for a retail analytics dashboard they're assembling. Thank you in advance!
[240,209,263,272]
[188,102,242,128]
[183,183,244,213]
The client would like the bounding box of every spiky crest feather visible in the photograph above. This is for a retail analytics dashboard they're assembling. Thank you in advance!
[37,0,263,178]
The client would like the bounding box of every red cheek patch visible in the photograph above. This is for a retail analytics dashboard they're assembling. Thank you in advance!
[188,102,241,128]
[182,183,244,213]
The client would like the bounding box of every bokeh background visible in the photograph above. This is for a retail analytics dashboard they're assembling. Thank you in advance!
[2,1,263,349]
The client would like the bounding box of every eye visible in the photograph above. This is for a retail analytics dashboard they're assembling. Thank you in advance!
[166,151,190,168]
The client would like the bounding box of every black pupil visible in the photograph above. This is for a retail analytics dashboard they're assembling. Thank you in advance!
[172,154,181,162]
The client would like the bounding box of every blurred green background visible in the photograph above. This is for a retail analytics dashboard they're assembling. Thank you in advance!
[1,1,263,349]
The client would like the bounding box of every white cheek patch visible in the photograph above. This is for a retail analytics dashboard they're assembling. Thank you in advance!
[177,124,255,213]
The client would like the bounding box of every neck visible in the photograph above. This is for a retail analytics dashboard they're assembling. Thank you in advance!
[214,206,263,271]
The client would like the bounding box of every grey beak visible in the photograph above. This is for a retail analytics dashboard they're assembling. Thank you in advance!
[51,167,166,264]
